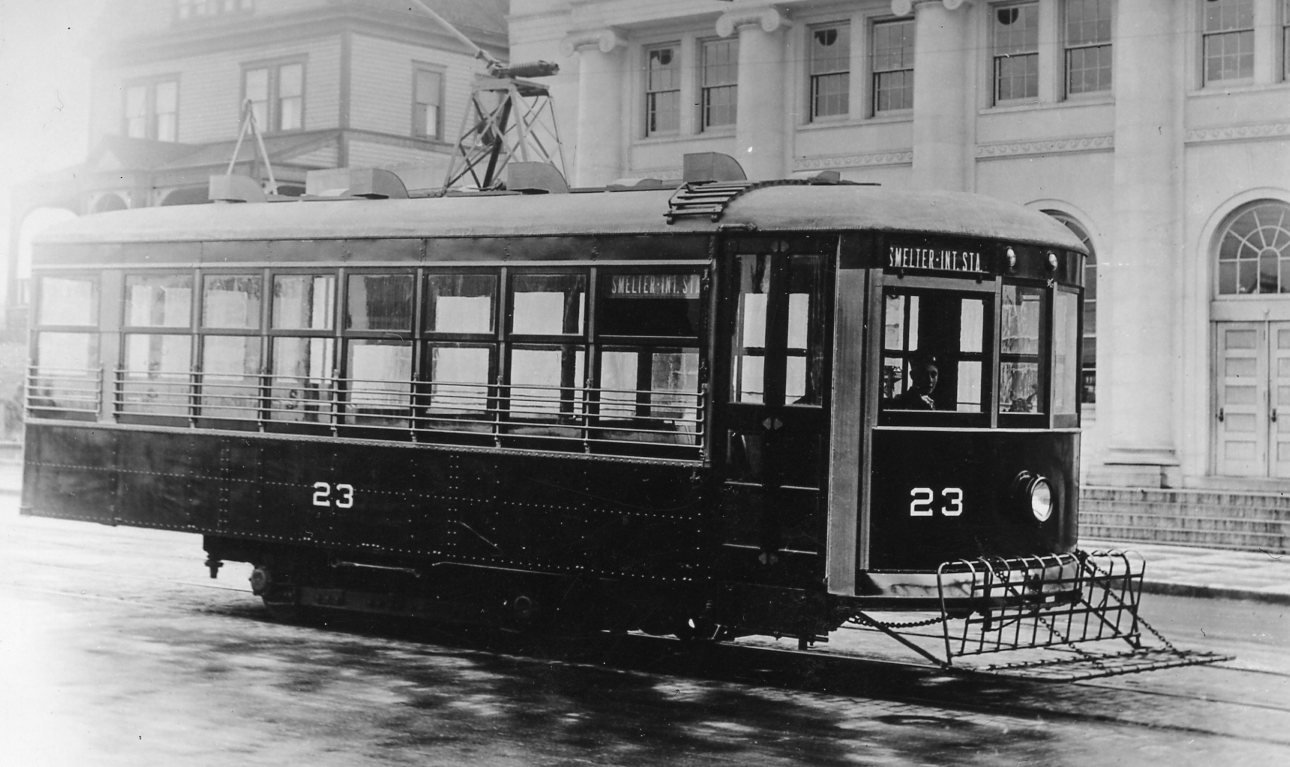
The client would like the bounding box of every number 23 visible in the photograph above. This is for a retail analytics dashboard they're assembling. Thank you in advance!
[312,482,355,509]
[910,487,963,517]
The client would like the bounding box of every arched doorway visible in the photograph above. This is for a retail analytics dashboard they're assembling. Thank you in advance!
[1211,199,1290,478]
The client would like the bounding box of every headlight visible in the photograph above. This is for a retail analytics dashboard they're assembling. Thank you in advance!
[1012,471,1055,523]
[1028,477,1053,522]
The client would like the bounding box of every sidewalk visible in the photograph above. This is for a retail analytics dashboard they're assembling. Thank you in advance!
[3,459,1287,604]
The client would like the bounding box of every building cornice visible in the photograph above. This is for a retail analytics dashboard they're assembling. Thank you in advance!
[794,150,914,171]
[1185,121,1290,146]
[975,135,1115,159]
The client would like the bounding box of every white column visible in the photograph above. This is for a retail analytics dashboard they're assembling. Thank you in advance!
[893,0,973,191]
[1102,0,1182,485]
[717,6,791,181]
[560,29,626,188]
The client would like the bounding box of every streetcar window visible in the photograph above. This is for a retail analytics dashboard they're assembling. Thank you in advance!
[1052,289,1079,416]
[425,344,493,419]
[270,337,335,423]
[345,340,413,427]
[510,273,585,336]
[38,276,97,326]
[508,344,586,419]
[199,335,261,419]
[786,255,827,406]
[999,284,1045,414]
[272,274,335,330]
[121,334,192,415]
[426,273,496,335]
[202,275,262,329]
[599,347,701,445]
[126,274,192,327]
[882,290,987,413]
[599,271,701,337]
[346,273,414,331]
[732,254,770,404]
[30,332,100,414]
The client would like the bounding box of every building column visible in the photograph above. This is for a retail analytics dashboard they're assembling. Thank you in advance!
[1101,0,1182,485]
[892,0,972,191]
[560,29,627,187]
[716,6,791,181]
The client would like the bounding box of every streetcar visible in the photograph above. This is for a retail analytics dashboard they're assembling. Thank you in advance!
[21,155,1217,679]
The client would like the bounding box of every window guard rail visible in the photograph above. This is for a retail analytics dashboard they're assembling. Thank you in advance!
[28,366,706,458]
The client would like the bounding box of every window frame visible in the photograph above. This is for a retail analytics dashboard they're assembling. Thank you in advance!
[643,42,682,138]
[991,1,1042,105]
[1063,0,1114,97]
[122,76,180,142]
[1201,0,1256,86]
[412,64,445,141]
[241,58,306,133]
[871,17,915,115]
[699,36,739,132]
[808,21,852,122]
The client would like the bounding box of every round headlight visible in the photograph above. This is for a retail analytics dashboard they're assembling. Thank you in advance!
[1029,476,1053,522]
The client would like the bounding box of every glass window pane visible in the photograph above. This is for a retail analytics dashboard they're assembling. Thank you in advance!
[347,273,414,331]
[426,273,495,334]
[345,340,412,426]
[122,333,192,414]
[599,272,701,337]
[599,348,701,445]
[882,291,986,413]
[126,275,192,328]
[279,63,303,97]
[509,345,585,418]
[1052,290,1079,415]
[200,335,261,418]
[426,345,493,416]
[272,274,335,330]
[30,332,99,413]
[202,275,262,328]
[39,276,98,326]
[599,350,640,418]
[1000,284,1045,413]
[270,337,334,423]
[510,273,585,335]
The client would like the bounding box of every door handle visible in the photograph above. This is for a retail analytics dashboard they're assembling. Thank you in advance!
[1218,408,1225,422]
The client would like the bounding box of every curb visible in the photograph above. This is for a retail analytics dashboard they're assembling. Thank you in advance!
[1140,580,1290,606]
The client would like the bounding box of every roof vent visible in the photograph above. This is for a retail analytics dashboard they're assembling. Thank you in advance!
[208,174,266,203]
[505,162,570,194]
[304,168,409,199]
[682,152,747,184]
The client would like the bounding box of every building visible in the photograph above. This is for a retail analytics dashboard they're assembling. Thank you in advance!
[510,0,1290,551]
[4,0,509,320]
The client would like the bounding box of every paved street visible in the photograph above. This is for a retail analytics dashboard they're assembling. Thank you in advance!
[3,498,1290,766]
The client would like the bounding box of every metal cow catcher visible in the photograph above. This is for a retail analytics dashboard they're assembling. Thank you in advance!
[22,153,1223,680]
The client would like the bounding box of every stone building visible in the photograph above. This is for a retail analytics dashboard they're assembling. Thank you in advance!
[510,0,1290,550]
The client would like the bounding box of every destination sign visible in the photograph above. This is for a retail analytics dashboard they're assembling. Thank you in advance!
[610,273,700,298]
[887,245,984,273]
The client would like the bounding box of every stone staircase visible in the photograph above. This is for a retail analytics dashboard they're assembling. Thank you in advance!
[1081,486,1290,554]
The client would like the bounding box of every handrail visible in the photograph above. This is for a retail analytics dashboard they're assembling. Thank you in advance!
[31,366,705,457]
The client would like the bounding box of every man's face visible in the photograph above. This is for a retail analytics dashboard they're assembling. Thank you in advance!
[914,363,939,392]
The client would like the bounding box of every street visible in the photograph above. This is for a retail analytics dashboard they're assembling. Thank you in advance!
[3,498,1289,767]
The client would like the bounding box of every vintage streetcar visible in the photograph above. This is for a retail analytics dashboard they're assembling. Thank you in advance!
[21,156,1219,680]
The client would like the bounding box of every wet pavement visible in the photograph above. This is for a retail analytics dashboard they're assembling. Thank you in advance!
[3,465,1290,765]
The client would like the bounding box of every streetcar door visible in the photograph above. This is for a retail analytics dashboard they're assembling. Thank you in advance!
[719,242,832,582]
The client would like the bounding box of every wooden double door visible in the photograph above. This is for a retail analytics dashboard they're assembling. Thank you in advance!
[1215,321,1290,478]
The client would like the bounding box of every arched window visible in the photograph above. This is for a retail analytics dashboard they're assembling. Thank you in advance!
[1045,211,1097,405]
[1216,200,1290,295]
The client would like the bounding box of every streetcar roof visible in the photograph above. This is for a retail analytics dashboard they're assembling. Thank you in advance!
[35,184,1086,253]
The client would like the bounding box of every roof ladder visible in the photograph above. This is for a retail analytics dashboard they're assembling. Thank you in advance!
[664,180,753,224]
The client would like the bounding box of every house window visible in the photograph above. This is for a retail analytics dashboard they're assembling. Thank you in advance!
[872,19,914,113]
[176,0,253,20]
[1203,0,1255,84]
[413,67,443,140]
[1216,200,1290,295]
[809,23,850,121]
[645,44,680,137]
[700,38,738,131]
[1064,0,1113,95]
[123,79,179,141]
[1283,0,1290,80]
[244,61,304,132]
[992,3,1040,103]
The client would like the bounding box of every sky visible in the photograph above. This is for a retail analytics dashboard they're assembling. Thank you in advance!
[0,0,98,290]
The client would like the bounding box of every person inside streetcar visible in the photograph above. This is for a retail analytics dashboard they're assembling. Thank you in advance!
[888,354,940,410]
